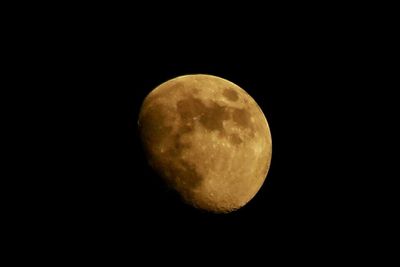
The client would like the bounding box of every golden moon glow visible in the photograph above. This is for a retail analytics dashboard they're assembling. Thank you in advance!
[138,74,272,213]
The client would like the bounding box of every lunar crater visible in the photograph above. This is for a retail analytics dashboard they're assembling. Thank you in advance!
[223,88,239,101]
[229,133,243,145]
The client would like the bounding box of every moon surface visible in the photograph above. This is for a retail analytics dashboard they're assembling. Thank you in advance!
[138,74,272,213]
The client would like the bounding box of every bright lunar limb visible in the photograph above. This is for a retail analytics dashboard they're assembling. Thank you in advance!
[138,74,272,213]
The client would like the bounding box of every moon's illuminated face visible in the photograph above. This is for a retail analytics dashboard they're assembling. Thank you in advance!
[138,74,272,213]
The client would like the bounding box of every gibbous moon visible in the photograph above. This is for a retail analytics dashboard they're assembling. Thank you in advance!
[138,74,272,213]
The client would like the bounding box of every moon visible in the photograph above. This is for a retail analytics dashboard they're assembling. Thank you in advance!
[138,74,272,213]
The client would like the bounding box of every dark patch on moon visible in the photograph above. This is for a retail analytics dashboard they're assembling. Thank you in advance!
[171,133,191,156]
[231,108,255,137]
[176,96,255,145]
[177,97,205,121]
[164,135,203,191]
[139,103,172,146]
[159,157,203,191]
[232,108,251,128]
[223,88,239,101]
[229,133,243,145]
[176,160,203,189]
[199,102,230,131]
[177,97,230,132]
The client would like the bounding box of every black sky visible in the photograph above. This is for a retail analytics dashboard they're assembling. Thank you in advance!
[33,9,385,262]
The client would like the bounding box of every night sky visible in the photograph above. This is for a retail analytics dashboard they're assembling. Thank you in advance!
[37,10,381,262]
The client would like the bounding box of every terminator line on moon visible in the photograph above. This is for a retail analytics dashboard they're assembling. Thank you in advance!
[138,74,272,213]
